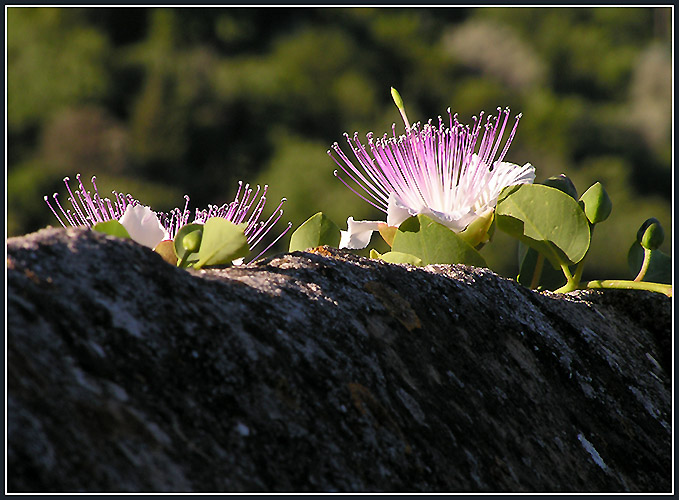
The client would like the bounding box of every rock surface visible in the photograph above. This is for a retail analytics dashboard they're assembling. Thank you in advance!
[7,227,672,493]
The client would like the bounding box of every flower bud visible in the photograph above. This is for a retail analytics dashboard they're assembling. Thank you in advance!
[391,87,410,129]
[182,229,203,253]
[543,174,578,199]
[391,87,405,111]
[458,208,495,248]
[579,182,612,224]
[637,218,664,250]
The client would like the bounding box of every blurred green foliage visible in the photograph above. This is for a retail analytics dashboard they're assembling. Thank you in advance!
[7,7,672,281]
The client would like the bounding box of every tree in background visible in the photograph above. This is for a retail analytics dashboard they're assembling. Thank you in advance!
[7,6,671,280]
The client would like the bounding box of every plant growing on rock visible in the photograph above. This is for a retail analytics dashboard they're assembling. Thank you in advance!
[45,175,291,269]
[289,88,671,297]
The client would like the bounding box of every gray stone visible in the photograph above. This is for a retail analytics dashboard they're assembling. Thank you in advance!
[7,227,671,492]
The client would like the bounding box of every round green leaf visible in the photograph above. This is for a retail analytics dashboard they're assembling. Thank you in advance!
[289,212,341,252]
[496,184,591,267]
[391,214,486,267]
[543,174,578,199]
[194,218,249,269]
[93,220,131,240]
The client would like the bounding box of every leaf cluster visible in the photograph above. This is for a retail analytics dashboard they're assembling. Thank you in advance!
[93,217,249,269]
[288,173,671,296]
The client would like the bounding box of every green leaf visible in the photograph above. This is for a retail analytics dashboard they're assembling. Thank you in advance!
[391,214,486,267]
[194,218,249,270]
[543,173,578,199]
[627,241,671,284]
[370,249,423,266]
[496,184,591,268]
[579,182,612,224]
[174,223,204,266]
[288,212,341,252]
[93,220,131,239]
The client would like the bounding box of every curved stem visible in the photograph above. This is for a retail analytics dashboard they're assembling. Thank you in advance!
[177,253,189,268]
[572,260,585,285]
[633,248,652,282]
[586,280,672,297]
[553,263,580,293]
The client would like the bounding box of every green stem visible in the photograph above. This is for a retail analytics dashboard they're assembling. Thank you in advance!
[554,264,579,294]
[572,223,594,285]
[633,247,652,282]
[586,280,672,297]
[530,253,545,289]
[572,260,585,285]
[177,253,189,268]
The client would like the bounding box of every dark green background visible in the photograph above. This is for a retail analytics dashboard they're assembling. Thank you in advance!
[7,7,672,280]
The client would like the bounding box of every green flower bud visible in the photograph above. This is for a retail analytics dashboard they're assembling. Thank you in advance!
[391,87,405,110]
[543,174,578,199]
[637,218,664,250]
[391,87,410,129]
[579,182,612,224]
[182,229,203,253]
[458,208,495,248]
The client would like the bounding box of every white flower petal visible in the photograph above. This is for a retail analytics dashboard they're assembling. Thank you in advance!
[339,217,382,249]
[479,161,536,210]
[386,193,413,227]
[119,204,168,249]
[428,207,476,232]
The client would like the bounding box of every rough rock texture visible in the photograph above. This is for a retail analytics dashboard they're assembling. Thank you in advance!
[7,227,672,493]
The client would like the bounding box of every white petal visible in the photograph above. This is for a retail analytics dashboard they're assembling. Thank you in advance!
[494,161,536,185]
[119,204,168,249]
[481,161,536,209]
[339,217,382,249]
[428,207,476,232]
[386,193,414,227]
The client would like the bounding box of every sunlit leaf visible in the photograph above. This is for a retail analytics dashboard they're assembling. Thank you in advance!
[194,218,249,269]
[370,249,423,266]
[289,212,341,251]
[93,220,131,240]
[496,184,590,268]
[391,214,486,267]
